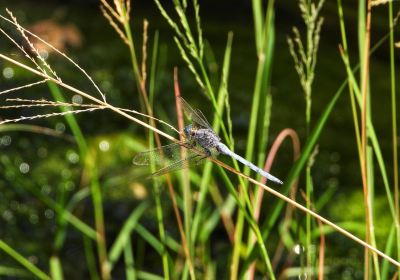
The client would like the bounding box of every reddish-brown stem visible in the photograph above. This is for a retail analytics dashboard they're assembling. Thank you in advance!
[248,128,300,279]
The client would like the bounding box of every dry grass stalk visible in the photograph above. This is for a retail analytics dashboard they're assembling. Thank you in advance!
[371,0,394,6]
[100,0,131,45]
[0,11,177,142]
[0,10,106,102]
[0,79,50,96]
[141,19,149,88]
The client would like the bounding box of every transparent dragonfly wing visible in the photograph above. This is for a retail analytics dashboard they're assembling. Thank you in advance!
[194,108,212,128]
[179,97,211,129]
[133,141,210,177]
[150,153,207,177]
[133,142,188,166]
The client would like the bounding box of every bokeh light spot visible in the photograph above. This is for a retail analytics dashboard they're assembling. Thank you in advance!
[3,67,14,79]
[55,122,66,133]
[2,210,14,221]
[129,182,148,199]
[67,150,79,164]
[19,162,30,174]
[293,244,304,255]
[72,94,83,104]
[1,135,12,146]
[37,147,48,158]
[29,213,39,224]
[99,140,110,152]
[38,50,49,60]
[65,181,75,191]
[41,185,51,195]
[44,209,54,219]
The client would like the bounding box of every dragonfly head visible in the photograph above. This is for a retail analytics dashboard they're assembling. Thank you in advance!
[183,124,192,138]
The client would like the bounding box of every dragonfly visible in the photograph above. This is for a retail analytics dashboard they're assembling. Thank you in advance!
[133,97,283,184]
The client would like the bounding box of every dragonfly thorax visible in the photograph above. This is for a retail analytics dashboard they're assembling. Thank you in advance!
[192,128,220,151]
[184,124,220,152]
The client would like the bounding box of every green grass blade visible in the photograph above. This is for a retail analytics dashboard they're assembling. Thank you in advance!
[83,235,100,280]
[135,224,164,255]
[199,194,235,243]
[47,81,87,156]
[381,223,395,279]
[358,0,366,68]
[124,237,137,280]
[149,30,159,102]
[54,187,91,250]
[0,240,51,280]
[191,32,234,245]
[87,162,108,279]
[136,270,164,280]
[235,4,276,277]
[252,0,264,52]
[108,201,150,268]
[49,256,64,280]
[340,50,397,222]
[0,266,30,277]
[18,179,97,239]
[367,146,381,279]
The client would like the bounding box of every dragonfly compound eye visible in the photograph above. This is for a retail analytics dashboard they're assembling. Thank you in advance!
[184,124,192,138]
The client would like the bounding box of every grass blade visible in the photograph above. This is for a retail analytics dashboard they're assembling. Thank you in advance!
[0,240,51,280]
[49,256,63,280]
[108,201,150,268]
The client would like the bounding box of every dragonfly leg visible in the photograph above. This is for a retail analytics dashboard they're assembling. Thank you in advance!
[203,148,212,157]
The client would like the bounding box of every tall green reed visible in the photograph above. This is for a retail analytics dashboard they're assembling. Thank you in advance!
[337,0,400,278]
[287,0,325,275]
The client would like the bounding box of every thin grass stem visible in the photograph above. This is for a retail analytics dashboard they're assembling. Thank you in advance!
[0,240,51,280]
